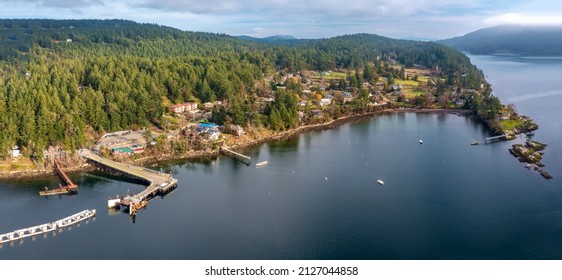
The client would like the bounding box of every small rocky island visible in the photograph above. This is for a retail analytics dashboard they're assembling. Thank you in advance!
[509,140,553,179]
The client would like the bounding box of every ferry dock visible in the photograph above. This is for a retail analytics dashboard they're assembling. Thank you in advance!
[0,209,96,245]
[80,149,177,216]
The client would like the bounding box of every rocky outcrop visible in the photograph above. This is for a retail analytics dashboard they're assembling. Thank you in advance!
[509,141,552,179]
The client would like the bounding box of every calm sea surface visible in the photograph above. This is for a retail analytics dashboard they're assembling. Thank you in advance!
[0,55,561,260]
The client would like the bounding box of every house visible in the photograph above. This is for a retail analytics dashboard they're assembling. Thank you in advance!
[209,131,221,141]
[319,98,332,107]
[229,125,244,136]
[342,91,353,103]
[11,145,20,158]
[197,122,218,133]
[169,103,187,114]
[455,99,466,107]
[170,102,198,114]
[186,102,197,111]
[311,109,323,118]
[203,102,213,110]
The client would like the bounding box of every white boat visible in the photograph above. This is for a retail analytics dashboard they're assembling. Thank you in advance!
[107,198,121,209]
[255,161,268,167]
[419,135,423,145]
[377,179,384,185]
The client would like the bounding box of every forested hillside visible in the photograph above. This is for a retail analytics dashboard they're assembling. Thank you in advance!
[0,19,483,159]
[438,24,562,55]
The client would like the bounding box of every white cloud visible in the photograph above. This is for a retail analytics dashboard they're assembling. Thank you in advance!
[0,0,103,8]
[139,0,472,18]
[484,13,562,26]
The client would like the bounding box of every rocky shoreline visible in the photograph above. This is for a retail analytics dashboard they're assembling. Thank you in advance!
[0,108,471,180]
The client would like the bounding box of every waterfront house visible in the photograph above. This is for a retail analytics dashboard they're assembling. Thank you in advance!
[229,125,244,136]
[11,145,20,158]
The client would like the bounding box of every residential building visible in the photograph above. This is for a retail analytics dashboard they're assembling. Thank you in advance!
[229,125,244,136]
[320,98,332,107]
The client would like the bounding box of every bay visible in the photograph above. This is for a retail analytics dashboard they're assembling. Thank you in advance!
[0,55,560,259]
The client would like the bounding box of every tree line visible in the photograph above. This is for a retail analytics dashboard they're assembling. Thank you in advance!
[0,19,485,159]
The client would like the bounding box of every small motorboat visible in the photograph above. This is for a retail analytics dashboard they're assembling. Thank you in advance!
[255,161,268,168]
[377,179,384,185]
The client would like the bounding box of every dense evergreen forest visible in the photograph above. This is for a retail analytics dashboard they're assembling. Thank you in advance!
[0,19,484,159]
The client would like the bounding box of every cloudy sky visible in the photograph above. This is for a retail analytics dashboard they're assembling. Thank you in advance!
[2,0,562,39]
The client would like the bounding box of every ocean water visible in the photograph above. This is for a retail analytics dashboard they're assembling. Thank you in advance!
[0,55,560,260]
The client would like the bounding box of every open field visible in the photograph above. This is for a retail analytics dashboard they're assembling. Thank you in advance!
[311,71,348,80]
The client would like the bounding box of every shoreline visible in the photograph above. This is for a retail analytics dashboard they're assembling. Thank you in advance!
[0,108,473,180]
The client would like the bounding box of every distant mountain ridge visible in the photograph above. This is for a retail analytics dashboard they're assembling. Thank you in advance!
[236,34,308,45]
[438,25,562,55]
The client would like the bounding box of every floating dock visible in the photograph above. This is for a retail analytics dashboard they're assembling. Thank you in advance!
[0,209,96,244]
[39,160,78,196]
[81,149,177,216]
[485,134,507,144]
[220,146,251,165]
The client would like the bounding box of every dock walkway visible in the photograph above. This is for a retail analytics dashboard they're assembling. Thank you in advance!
[220,146,251,164]
[485,134,507,144]
[0,209,96,244]
[80,149,177,215]
[39,160,78,196]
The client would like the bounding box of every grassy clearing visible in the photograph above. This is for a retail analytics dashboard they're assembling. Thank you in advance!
[416,76,430,84]
[311,71,348,80]
[501,119,520,131]
[395,79,419,86]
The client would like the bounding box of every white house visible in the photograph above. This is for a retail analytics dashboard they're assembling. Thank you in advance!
[11,145,20,158]
[320,98,332,107]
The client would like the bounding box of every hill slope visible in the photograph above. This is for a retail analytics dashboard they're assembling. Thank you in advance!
[438,25,562,55]
[0,19,483,158]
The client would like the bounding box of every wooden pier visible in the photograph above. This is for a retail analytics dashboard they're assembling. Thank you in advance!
[39,160,78,196]
[485,134,507,144]
[220,146,251,165]
[0,209,96,244]
[80,149,177,216]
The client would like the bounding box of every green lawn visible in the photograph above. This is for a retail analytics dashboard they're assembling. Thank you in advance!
[501,119,519,131]
[396,79,419,86]
[311,71,348,80]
